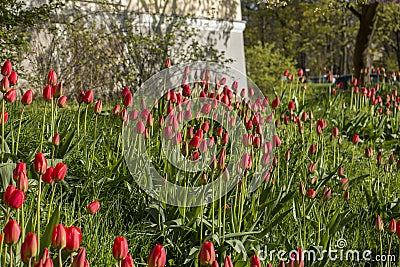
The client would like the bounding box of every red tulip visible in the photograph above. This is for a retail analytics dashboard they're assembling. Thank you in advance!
[309,144,316,155]
[339,178,349,191]
[396,221,400,239]
[201,103,211,114]
[54,82,63,98]
[17,170,28,191]
[21,90,34,105]
[9,71,18,85]
[112,104,121,116]
[365,147,373,158]
[94,100,102,114]
[3,220,21,245]
[283,69,289,76]
[66,226,82,252]
[57,95,67,108]
[389,218,397,233]
[1,60,12,76]
[53,162,67,181]
[3,185,25,209]
[51,224,67,249]
[72,247,86,267]
[249,254,261,267]
[271,97,280,109]
[43,85,54,100]
[165,57,171,68]
[273,134,281,147]
[308,162,316,174]
[352,134,359,144]
[240,153,252,169]
[34,153,47,174]
[42,167,54,184]
[198,241,215,265]
[0,111,8,124]
[121,87,131,99]
[307,189,316,199]
[121,254,134,267]
[112,236,129,261]
[4,88,17,103]
[35,248,53,267]
[298,68,304,77]
[182,84,191,97]
[87,201,100,215]
[135,120,145,134]
[189,136,201,149]
[218,147,227,169]
[47,70,57,86]
[322,187,332,201]
[223,255,233,267]
[148,244,166,267]
[288,101,295,111]
[21,232,38,261]
[84,90,94,104]
[52,133,60,146]
[123,93,133,107]
[211,261,219,267]
[13,162,26,180]
[77,90,85,104]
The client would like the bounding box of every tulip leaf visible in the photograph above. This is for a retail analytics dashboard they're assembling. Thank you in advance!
[40,207,60,253]
[0,162,15,191]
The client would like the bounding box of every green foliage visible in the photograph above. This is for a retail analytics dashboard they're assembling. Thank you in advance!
[245,42,296,93]
[0,0,60,61]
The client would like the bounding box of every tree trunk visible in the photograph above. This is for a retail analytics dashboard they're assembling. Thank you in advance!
[353,3,379,79]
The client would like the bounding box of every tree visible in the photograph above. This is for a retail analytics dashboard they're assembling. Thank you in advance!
[347,2,380,78]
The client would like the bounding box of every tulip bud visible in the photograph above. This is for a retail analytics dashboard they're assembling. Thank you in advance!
[112,104,121,116]
[66,226,82,252]
[21,232,38,261]
[224,256,233,267]
[121,254,134,267]
[5,186,25,209]
[123,93,133,107]
[307,189,316,199]
[165,57,171,68]
[84,90,94,104]
[53,162,67,182]
[113,236,129,261]
[135,120,145,134]
[309,144,316,155]
[52,133,60,146]
[72,247,86,267]
[299,182,306,196]
[308,162,316,174]
[17,170,29,192]
[377,151,383,166]
[198,242,215,266]
[148,244,167,267]
[34,153,47,174]
[121,87,131,99]
[284,150,291,161]
[240,153,252,169]
[47,70,57,86]
[322,187,331,201]
[54,82,63,97]
[352,134,359,144]
[9,71,18,85]
[57,95,67,108]
[87,201,100,215]
[376,215,383,231]
[389,153,395,165]
[343,191,350,200]
[250,254,261,267]
[13,162,26,180]
[94,100,102,114]
[389,218,397,233]
[0,111,8,124]
[365,147,373,158]
[42,167,54,184]
[339,178,349,191]
[77,90,85,104]
[271,97,280,109]
[273,134,281,147]
[338,166,344,177]
[1,60,12,76]
[43,85,54,100]
[211,261,219,267]
[51,224,67,249]
[4,88,17,103]
[21,90,34,105]
[3,220,21,245]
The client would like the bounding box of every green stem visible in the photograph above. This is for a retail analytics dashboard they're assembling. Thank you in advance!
[40,103,48,152]
[15,107,25,158]
[36,175,42,257]
[58,249,62,267]
[9,245,12,267]
[1,99,5,162]
[47,183,56,224]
